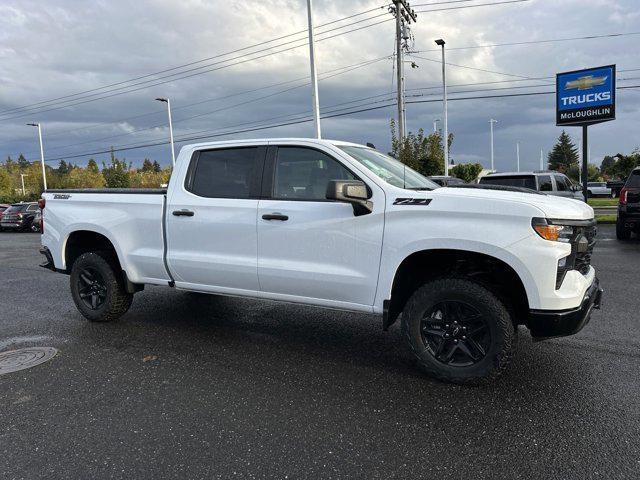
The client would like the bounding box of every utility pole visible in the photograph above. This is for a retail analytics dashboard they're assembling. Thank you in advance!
[155,98,176,167]
[391,0,417,141]
[516,141,520,172]
[540,148,544,170]
[307,0,321,139]
[20,174,28,196]
[26,123,47,191]
[435,38,448,176]
[489,119,497,171]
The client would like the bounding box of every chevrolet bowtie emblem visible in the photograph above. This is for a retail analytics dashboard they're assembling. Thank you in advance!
[565,75,607,90]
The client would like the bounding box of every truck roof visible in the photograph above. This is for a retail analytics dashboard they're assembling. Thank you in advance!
[183,137,367,150]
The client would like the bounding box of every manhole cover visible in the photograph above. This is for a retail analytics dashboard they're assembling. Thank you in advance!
[0,347,58,375]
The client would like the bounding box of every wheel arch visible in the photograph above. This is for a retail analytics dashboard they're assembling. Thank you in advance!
[383,248,532,331]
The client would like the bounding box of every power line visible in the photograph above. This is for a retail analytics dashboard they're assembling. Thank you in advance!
[29,83,640,164]
[1,0,530,120]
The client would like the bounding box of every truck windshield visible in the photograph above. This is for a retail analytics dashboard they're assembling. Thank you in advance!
[338,146,439,190]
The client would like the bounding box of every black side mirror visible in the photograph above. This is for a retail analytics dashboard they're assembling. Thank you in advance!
[326,180,373,216]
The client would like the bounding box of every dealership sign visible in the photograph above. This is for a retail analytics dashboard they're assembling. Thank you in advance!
[556,65,616,126]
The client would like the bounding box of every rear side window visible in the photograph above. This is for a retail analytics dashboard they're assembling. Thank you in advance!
[6,204,28,213]
[480,175,536,190]
[188,147,258,198]
[555,175,570,191]
[272,147,355,200]
[626,171,640,188]
[538,175,553,191]
[26,204,38,212]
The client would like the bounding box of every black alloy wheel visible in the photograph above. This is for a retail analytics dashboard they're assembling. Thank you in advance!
[76,267,107,310]
[420,301,491,367]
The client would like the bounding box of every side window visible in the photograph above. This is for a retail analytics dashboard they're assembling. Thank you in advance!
[538,175,553,191]
[273,147,355,200]
[188,147,258,198]
[26,204,38,211]
[555,175,569,191]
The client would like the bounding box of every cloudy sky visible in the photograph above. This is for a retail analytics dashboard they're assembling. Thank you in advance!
[0,0,638,172]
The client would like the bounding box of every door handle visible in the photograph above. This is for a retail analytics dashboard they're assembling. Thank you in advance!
[172,209,195,217]
[262,213,288,221]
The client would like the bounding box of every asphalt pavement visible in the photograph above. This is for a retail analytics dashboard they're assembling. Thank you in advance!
[0,227,639,479]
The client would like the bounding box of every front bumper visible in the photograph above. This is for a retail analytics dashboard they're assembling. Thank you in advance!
[528,277,602,340]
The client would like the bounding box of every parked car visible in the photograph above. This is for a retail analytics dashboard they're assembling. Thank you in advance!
[586,182,613,198]
[0,202,39,231]
[39,138,601,383]
[607,180,625,198]
[0,204,10,231]
[616,167,640,240]
[479,171,583,200]
[427,175,465,187]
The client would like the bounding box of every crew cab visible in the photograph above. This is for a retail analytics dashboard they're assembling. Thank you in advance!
[39,139,602,383]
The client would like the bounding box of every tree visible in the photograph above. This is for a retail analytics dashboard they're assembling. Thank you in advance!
[152,160,161,173]
[57,160,70,175]
[17,154,30,170]
[141,158,154,172]
[451,163,483,183]
[64,166,105,188]
[87,159,100,174]
[608,150,640,180]
[548,131,579,173]
[600,155,616,177]
[102,149,131,188]
[389,119,452,176]
[567,164,601,182]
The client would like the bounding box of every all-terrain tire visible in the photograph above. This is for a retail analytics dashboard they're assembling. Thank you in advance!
[401,277,515,384]
[70,252,133,322]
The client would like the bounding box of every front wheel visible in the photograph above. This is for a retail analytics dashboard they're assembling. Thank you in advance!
[70,252,133,322]
[401,278,515,384]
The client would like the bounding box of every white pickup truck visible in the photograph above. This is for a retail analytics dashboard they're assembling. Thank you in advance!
[39,138,602,383]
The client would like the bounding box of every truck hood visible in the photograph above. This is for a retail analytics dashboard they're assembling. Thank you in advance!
[432,186,594,220]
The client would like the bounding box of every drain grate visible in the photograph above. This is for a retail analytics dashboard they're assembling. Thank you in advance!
[0,347,58,375]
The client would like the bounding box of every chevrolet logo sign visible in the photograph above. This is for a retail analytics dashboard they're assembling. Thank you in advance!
[565,75,608,90]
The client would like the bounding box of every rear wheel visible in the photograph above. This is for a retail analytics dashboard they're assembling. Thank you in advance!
[401,277,515,384]
[616,217,631,240]
[70,252,133,322]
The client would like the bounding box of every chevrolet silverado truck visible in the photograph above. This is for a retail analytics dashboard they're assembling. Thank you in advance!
[39,138,602,383]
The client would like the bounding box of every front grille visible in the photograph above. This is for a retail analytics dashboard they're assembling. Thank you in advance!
[573,224,597,275]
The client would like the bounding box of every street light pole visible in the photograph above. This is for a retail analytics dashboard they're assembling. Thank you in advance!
[433,118,440,133]
[540,148,544,170]
[516,141,520,172]
[27,123,47,191]
[307,0,321,139]
[435,39,448,176]
[20,174,28,196]
[489,119,497,171]
[155,98,175,167]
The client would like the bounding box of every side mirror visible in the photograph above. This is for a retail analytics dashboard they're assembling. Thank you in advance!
[326,180,373,216]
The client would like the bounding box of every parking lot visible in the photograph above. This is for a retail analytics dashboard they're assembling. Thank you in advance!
[1,228,638,479]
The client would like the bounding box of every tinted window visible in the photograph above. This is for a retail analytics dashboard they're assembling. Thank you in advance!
[273,147,355,200]
[555,175,570,191]
[0,207,7,213]
[6,204,29,213]
[26,204,38,211]
[626,171,640,188]
[189,147,258,198]
[480,175,536,190]
[538,175,553,191]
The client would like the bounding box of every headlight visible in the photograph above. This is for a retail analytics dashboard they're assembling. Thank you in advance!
[531,218,574,243]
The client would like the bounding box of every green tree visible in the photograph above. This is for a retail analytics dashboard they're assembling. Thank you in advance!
[609,150,640,180]
[141,158,154,172]
[389,119,452,176]
[65,166,106,188]
[600,155,616,177]
[451,163,483,183]
[87,159,100,174]
[17,154,30,170]
[567,164,601,182]
[57,160,70,175]
[0,168,14,202]
[152,160,161,173]
[102,149,131,188]
[4,156,16,173]
[548,131,579,173]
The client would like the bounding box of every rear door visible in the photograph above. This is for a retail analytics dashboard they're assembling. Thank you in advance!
[166,145,266,294]
[256,144,384,309]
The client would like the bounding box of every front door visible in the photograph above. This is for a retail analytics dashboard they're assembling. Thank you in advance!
[166,145,265,294]
[257,145,384,309]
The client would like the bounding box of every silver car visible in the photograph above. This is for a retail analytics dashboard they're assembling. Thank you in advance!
[587,182,613,198]
[479,172,584,200]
